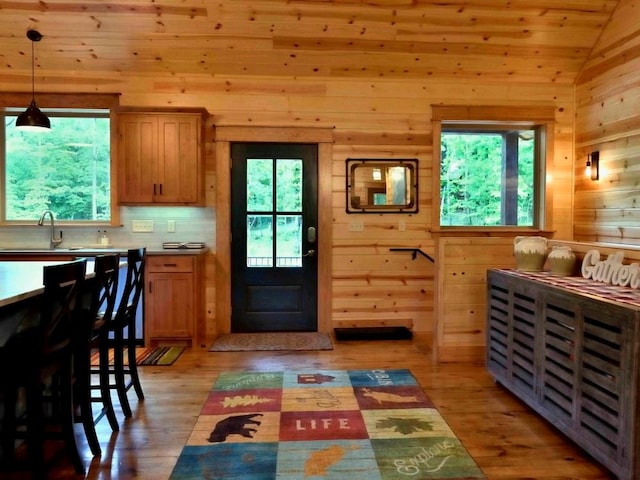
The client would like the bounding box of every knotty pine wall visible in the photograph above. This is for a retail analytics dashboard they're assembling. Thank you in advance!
[1,75,576,360]
[574,0,640,245]
[123,78,575,360]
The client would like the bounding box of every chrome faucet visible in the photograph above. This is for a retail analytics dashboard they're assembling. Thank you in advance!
[38,210,63,248]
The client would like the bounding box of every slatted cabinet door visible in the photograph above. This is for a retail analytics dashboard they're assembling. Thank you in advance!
[578,302,635,472]
[486,270,539,403]
[540,294,579,427]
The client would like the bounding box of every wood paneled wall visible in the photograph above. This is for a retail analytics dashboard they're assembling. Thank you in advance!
[574,0,640,245]
[1,72,578,360]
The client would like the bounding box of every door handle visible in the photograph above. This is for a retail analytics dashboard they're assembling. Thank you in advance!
[307,227,317,244]
[303,249,315,257]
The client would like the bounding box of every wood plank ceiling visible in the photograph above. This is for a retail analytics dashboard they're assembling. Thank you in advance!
[0,1,621,85]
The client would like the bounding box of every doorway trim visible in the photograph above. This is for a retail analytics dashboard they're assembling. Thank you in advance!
[215,126,334,335]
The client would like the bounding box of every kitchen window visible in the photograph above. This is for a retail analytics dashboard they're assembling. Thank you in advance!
[432,105,555,231]
[1,108,112,223]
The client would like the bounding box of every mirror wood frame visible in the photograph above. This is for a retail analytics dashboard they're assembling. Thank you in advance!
[346,158,419,214]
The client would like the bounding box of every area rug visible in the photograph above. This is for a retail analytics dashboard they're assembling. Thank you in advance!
[169,368,485,479]
[209,332,333,352]
[90,346,185,366]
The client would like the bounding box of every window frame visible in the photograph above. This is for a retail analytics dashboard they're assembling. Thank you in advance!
[0,92,120,226]
[432,105,555,235]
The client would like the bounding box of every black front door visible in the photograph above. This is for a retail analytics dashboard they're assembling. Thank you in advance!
[230,143,318,332]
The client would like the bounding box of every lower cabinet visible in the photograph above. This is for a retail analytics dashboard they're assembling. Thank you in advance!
[145,254,202,346]
[487,269,640,480]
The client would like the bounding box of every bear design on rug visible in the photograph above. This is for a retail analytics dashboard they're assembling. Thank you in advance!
[207,413,263,443]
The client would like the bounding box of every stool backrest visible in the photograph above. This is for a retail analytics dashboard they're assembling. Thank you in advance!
[114,248,146,324]
[41,259,87,357]
[91,253,120,324]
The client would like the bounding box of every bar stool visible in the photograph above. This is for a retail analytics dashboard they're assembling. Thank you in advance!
[1,259,87,477]
[74,253,121,455]
[107,248,146,418]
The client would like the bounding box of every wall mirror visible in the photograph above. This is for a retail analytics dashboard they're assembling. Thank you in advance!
[346,158,418,213]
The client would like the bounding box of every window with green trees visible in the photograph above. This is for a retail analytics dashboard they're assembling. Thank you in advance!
[2,109,111,222]
[440,124,542,227]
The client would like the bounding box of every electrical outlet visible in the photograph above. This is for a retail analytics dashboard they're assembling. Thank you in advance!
[132,219,154,233]
[349,220,364,232]
[167,220,176,233]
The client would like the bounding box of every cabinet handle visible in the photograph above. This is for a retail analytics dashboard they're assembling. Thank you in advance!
[159,183,163,195]
[153,183,157,195]
[163,263,177,267]
[149,281,152,293]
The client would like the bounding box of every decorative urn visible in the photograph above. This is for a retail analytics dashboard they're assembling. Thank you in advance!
[547,245,576,276]
[513,236,548,272]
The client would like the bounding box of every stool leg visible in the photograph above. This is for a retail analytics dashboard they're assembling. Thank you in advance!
[60,360,85,474]
[98,336,119,431]
[126,320,144,401]
[76,343,101,456]
[113,329,132,417]
[26,367,46,478]
[1,382,18,466]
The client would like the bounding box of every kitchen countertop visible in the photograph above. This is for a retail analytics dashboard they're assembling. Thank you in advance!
[0,247,209,256]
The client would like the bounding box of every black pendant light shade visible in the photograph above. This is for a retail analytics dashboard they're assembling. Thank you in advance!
[16,100,51,130]
[16,29,50,132]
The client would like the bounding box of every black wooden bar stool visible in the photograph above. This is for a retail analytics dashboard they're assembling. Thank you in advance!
[76,253,121,449]
[1,259,87,477]
[107,248,146,418]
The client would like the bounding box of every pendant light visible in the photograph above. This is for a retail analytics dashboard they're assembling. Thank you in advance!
[16,29,50,132]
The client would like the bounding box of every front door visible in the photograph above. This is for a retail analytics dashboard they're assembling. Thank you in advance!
[231,143,318,332]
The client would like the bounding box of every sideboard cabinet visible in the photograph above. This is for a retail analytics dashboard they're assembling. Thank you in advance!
[487,269,640,480]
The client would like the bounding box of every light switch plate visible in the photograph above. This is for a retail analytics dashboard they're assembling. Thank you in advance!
[167,220,176,233]
[132,219,154,232]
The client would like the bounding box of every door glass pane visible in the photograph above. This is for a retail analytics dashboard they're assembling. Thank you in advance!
[247,215,272,267]
[276,215,302,267]
[247,158,273,212]
[276,159,302,212]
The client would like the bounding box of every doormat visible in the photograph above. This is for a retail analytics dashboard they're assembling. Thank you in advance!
[209,332,333,351]
[169,368,485,479]
[90,346,185,366]
[334,327,413,341]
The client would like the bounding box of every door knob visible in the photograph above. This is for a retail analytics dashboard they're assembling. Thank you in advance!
[303,249,315,257]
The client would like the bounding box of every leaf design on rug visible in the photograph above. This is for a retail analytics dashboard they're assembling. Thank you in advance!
[360,388,420,404]
[304,444,358,477]
[222,395,273,408]
[376,417,434,435]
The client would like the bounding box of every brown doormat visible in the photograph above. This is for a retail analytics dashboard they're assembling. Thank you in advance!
[209,332,333,351]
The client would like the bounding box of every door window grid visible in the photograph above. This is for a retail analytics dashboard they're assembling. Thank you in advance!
[246,158,303,268]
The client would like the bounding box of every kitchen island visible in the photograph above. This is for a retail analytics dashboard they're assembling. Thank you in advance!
[0,247,209,348]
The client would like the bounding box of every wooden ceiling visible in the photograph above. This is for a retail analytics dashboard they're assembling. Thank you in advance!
[0,1,622,85]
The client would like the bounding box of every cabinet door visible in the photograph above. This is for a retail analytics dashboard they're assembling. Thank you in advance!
[155,115,201,204]
[118,114,157,203]
[146,272,194,339]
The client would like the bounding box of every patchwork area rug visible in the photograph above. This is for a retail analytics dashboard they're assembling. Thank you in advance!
[90,346,185,366]
[209,332,333,351]
[169,369,485,479]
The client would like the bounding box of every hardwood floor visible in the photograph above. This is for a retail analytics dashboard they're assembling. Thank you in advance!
[4,335,614,479]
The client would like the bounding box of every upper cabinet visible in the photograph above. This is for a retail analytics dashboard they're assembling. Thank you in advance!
[117,110,206,205]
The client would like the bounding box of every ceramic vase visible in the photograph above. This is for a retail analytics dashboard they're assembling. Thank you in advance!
[514,236,548,272]
[548,246,576,275]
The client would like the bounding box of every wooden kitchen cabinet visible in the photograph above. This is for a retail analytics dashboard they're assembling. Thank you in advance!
[117,110,206,205]
[145,254,202,346]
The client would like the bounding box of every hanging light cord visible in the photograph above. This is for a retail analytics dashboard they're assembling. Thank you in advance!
[30,38,35,102]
